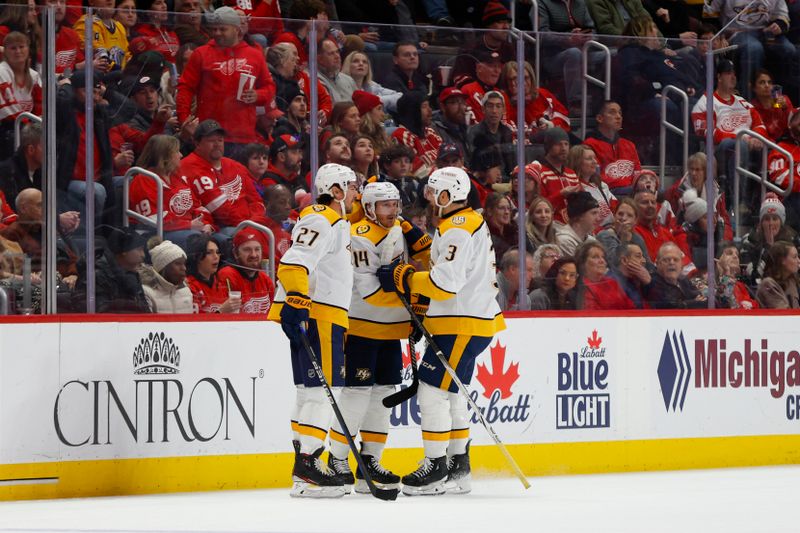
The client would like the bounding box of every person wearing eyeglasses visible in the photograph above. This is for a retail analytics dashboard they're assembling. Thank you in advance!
[185,234,242,313]
[530,257,578,310]
[496,248,534,311]
[645,241,705,309]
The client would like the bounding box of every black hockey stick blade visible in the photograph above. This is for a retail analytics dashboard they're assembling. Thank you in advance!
[383,334,420,408]
[298,326,399,501]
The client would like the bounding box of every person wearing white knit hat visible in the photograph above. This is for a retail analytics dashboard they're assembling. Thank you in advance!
[139,239,194,314]
[741,193,800,287]
[682,188,709,226]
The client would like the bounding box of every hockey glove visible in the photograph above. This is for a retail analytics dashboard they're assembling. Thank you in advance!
[400,219,432,256]
[280,292,311,344]
[377,260,415,297]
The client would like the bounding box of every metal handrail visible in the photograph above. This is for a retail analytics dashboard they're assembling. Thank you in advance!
[14,112,42,150]
[122,166,164,239]
[733,129,794,238]
[659,85,690,181]
[580,40,612,139]
[511,0,540,86]
[234,220,276,281]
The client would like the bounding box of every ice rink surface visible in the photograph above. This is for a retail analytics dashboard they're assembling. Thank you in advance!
[0,465,795,533]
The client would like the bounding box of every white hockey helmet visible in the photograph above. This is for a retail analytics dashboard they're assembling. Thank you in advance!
[427,166,470,209]
[314,163,357,198]
[361,181,401,225]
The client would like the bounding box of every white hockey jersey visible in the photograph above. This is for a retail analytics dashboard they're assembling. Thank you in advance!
[348,219,412,340]
[268,204,353,327]
[410,207,506,337]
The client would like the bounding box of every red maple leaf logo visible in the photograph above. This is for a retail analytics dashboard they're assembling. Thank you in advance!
[587,330,602,349]
[475,341,519,399]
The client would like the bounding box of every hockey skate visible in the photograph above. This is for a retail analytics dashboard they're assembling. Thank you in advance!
[401,456,448,496]
[327,453,355,492]
[290,447,346,498]
[354,455,401,494]
[444,441,471,494]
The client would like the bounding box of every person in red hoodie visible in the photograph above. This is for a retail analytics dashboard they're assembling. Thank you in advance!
[176,6,276,158]
[217,228,275,314]
[583,100,642,195]
[178,119,268,234]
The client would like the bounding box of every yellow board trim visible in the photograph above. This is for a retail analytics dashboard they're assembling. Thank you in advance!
[2,435,800,500]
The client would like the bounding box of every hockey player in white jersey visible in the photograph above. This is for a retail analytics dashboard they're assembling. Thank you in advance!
[326,182,431,494]
[377,166,506,496]
[267,163,358,498]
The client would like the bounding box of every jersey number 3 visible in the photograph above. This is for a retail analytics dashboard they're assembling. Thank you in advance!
[444,245,457,261]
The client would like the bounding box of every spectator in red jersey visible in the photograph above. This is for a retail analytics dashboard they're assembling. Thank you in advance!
[221,0,283,46]
[756,240,800,308]
[767,109,800,227]
[393,91,444,178]
[555,191,599,256]
[466,90,514,177]
[500,60,570,137]
[0,32,41,161]
[583,100,642,195]
[173,0,210,46]
[129,134,214,249]
[139,238,194,313]
[634,189,692,268]
[631,168,677,231]
[185,234,241,313]
[462,50,503,125]
[566,144,617,231]
[750,69,794,142]
[217,228,275,314]
[36,0,83,75]
[178,119,268,235]
[176,6,276,158]
[526,196,557,249]
[527,127,580,224]
[259,134,306,201]
[576,241,635,310]
[261,184,292,264]
[130,0,179,63]
[692,58,766,211]
[380,41,428,98]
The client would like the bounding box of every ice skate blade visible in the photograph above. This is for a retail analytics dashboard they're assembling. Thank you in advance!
[444,475,472,494]
[354,479,400,494]
[290,480,347,498]
[401,481,446,496]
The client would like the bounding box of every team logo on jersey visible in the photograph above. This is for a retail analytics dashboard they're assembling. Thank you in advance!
[355,368,372,381]
[212,58,252,76]
[452,216,466,225]
[718,113,750,132]
[356,224,370,235]
[219,175,243,202]
[313,205,326,212]
[242,295,271,314]
[169,189,194,216]
[605,160,635,179]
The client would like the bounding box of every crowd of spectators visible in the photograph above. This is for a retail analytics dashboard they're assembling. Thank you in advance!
[1,0,800,314]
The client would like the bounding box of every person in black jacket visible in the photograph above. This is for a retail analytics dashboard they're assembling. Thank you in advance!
[380,42,429,96]
[56,69,118,228]
[645,241,706,308]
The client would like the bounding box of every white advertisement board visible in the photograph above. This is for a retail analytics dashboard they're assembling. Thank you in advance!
[1,315,799,466]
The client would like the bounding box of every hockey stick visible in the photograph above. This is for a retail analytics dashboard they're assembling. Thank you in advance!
[394,294,531,490]
[298,325,399,501]
[382,334,420,408]
[377,224,422,408]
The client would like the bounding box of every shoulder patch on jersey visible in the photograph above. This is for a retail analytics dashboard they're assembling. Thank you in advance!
[356,224,370,235]
[438,208,483,235]
[350,218,389,244]
[300,204,343,225]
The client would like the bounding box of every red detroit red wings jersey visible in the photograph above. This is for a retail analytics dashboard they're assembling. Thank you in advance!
[217,266,275,314]
[186,274,229,313]
[583,134,641,190]
[179,152,268,228]
[768,141,800,193]
[128,173,214,232]
[525,160,580,224]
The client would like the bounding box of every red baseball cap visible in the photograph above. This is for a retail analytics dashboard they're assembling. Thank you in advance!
[438,87,466,105]
[233,229,268,251]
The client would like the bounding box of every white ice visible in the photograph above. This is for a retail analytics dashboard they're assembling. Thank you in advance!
[0,465,795,533]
